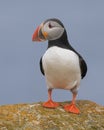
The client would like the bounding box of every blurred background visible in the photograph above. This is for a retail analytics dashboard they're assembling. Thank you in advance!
[0,0,104,105]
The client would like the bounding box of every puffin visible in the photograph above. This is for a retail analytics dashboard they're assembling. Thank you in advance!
[32,18,87,114]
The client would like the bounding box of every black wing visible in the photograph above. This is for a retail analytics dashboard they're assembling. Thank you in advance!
[68,44,87,79]
[79,56,87,79]
[39,57,45,75]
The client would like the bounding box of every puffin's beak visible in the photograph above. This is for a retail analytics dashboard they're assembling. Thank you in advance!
[32,23,48,42]
[32,25,42,41]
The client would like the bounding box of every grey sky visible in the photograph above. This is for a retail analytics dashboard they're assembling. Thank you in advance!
[0,1,104,105]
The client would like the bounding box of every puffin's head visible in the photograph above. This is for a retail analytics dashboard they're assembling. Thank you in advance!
[32,18,65,42]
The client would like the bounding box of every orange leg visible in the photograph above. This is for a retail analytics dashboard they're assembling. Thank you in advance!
[64,93,80,114]
[43,89,59,108]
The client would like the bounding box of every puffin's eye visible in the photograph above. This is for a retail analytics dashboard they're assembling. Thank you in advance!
[48,23,53,28]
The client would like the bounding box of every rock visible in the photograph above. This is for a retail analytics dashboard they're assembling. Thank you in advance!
[0,100,104,130]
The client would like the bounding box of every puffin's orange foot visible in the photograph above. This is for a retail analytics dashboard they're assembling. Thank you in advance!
[43,100,59,108]
[64,103,80,114]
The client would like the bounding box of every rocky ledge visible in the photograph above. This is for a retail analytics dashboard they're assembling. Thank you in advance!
[0,100,104,130]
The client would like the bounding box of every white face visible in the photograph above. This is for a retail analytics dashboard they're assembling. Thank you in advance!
[42,21,64,41]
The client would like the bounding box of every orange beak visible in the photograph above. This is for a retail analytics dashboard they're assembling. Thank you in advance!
[32,23,48,42]
[32,26,42,41]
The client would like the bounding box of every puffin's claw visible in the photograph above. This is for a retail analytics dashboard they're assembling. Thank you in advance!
[43,99,59,108]
[64,103,80,114]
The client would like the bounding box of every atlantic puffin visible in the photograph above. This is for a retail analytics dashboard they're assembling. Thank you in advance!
[32,18,87,114]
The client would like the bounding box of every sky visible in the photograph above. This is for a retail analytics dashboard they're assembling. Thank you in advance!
[0,1,104,106]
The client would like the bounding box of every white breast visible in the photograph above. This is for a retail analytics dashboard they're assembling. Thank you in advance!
[42,46,81,90]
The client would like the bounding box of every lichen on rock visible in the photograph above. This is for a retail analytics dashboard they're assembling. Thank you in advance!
[0,100,104,130]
